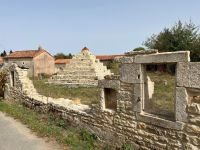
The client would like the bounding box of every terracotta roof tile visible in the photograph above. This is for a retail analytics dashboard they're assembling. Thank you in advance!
[5,49,47,59]
[96,55,124,61]
[55,59,70,64]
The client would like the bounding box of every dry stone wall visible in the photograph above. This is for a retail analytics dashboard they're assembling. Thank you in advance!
[4,50,200,150]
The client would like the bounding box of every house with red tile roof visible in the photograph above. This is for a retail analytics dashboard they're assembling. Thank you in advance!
[4,46,55,77]
[96,54,124,66]
[55,59,70,72]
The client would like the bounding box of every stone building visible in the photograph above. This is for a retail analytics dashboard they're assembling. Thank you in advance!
[4,47,55,77]
[49,47,111,86]
[55,59,70,73]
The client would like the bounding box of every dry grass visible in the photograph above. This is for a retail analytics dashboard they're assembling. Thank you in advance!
[145,71,175,119]
[31,78,101,106]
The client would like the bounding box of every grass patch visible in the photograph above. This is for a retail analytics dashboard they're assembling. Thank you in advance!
[0,100,135,150]
[31,78,101,105]
[145,71,175,119]
[0,100,103,150]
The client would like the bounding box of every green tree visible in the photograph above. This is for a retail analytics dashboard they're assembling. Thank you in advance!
[9,50,13,54]
[133,47,145,51]
[54,53,73,60]
[1,50,7,57]
[144,20,200,61]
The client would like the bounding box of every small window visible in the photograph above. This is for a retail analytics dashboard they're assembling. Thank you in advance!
[10,71,15,87]
[104,88,117,111]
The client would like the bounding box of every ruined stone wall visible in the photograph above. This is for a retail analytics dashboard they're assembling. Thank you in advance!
[4,50,200,150]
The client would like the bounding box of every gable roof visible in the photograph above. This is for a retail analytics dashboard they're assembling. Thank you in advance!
[55,59,70,64]
[5,49,50,59]
[96,55,124,61]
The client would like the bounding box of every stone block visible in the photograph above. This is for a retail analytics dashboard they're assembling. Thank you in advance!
[177,62,200,89]
[188,103,200,115]
[136,112,184,130]
[175,87,188,122]
[135,51,190,64]
[98,79,120,90]
[133,84,144,112]
[119,63,143,84]
[117,91,133,102]
[114,56,135,64]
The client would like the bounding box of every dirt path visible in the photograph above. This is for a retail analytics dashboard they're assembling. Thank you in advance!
[0,112,62,150]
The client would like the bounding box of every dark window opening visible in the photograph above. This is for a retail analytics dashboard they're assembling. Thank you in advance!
[11,71,15,87]
[104,88,117,111]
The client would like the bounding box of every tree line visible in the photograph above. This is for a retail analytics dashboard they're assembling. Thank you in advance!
[0,50,13,57]
[134,20,200,62]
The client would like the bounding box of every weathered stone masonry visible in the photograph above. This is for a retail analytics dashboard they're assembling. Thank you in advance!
[4,50,200,150]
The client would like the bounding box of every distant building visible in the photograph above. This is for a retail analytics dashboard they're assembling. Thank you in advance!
[96,55,124,66]
[0,57,3,67]
[4,47,55,77]
[55,59,70,72]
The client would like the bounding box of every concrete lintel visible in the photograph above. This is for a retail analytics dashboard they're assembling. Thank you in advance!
[135,51,190,64]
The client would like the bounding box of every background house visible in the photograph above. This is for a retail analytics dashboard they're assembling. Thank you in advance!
[55,59,70,72]
[4,47,55,77]
[0,57,3,67]
[96,55,124,66]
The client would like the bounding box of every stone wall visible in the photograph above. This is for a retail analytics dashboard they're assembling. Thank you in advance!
[4,50,200,149]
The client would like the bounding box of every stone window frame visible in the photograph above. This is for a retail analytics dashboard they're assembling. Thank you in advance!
[134,51,190,130]
[99,80,120,113]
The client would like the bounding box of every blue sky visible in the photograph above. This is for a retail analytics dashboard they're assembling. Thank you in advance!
[0,0,200,55]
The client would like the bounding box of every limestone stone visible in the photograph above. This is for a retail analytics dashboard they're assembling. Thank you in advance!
[114,56,135,64]
[146,76,154,99]
[185,124,200,135]
[188,103,200,115]
[175,87,188,122]
[135,51,190,64]
[177,62,200,89]
[136,112,184,130]
[133,84,144,112]
[119,63,143,84]
[98,79,120,90]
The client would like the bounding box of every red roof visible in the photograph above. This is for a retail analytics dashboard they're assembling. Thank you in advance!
[55,59,70,64]
[96,55,124,61]
[5,49,49,59]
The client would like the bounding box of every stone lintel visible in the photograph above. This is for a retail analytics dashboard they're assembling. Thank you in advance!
[175,87,188,122]
[135,51,190,64]
[136,112,184,130]
[98,79,120,90]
